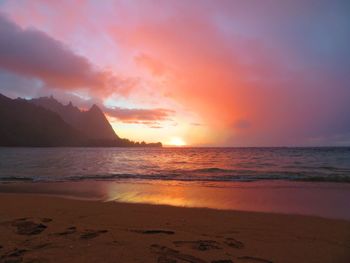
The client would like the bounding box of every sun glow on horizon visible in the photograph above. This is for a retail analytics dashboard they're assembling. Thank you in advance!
[167,137,187,147]
[1,1,348,147]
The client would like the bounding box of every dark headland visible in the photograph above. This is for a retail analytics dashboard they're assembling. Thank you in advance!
[0,93,162,147]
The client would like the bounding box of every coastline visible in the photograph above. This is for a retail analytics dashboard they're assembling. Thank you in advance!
[1,180,350,220]
[1,193,350,263]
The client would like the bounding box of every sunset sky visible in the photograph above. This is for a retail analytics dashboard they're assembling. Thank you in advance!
[0,0,349,146]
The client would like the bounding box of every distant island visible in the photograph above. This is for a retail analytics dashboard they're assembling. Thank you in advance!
[0,93,162,147]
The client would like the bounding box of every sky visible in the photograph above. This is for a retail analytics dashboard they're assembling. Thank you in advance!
[0,0,349,146]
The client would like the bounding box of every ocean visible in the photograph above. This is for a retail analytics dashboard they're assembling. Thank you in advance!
[1,147,350,219]
[0,147,350,183]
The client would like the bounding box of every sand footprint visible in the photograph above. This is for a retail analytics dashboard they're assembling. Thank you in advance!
[52,226,77,236]
[131,229,175,235]
[224,237,244,249]
[237,256,273,263]
[151,244,207,263]
[11,218,48,236]
[0,247,27,263]
[173,240,221,251]
[80,229,108,239]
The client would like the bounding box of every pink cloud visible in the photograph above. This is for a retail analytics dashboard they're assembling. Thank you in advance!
[104,106,174,123]
[0,13,135,98]
[0,1,349,146]
[134,53,169,76]
[105,2,349,146]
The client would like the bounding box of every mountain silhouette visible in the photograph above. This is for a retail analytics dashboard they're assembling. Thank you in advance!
[0,94,162,147]
[0,94,83,146]
[31,96,118,141]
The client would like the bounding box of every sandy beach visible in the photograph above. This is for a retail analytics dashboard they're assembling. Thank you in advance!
[0,193,349,263]
[1,0,349,261]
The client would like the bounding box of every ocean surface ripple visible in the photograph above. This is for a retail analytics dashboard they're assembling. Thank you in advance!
[0,147,350,183]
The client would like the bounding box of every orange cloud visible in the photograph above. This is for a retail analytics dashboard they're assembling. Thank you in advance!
[134,53,168,77]
[106,2,350,146]
[104,107,174,123]
[1,1,349,146]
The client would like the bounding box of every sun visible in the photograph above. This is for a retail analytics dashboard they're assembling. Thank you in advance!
[168,137,186,147]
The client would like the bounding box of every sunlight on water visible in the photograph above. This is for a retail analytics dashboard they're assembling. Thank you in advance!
[0,147,349,183]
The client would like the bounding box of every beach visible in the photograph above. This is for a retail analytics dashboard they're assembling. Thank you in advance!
[1,148,350,262]
[1,193,349,263]
[0,0,349,261]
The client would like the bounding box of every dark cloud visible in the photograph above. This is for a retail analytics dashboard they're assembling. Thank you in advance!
[0,13,117,94]
[0,69,42,98]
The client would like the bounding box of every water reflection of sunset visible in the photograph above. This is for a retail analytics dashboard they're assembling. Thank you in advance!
[101,181,350,219]
[105,181,195,207]
[0,180,349,219]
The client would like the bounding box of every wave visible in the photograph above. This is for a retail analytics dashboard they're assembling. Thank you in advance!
[0,176,34,182]
[1,172,350,183]
[190,167,235,173]
[2,147,350,184]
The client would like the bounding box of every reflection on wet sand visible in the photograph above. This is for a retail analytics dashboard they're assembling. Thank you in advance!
[1,180,350,220]
[104,181,350,220]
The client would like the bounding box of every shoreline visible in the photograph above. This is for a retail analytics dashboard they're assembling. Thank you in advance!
[1,191,350,222]
[1,180,350,220]
[1,193,350,263]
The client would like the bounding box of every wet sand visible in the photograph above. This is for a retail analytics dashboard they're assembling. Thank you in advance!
[0,193,350,263]
[1,180,350,220]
